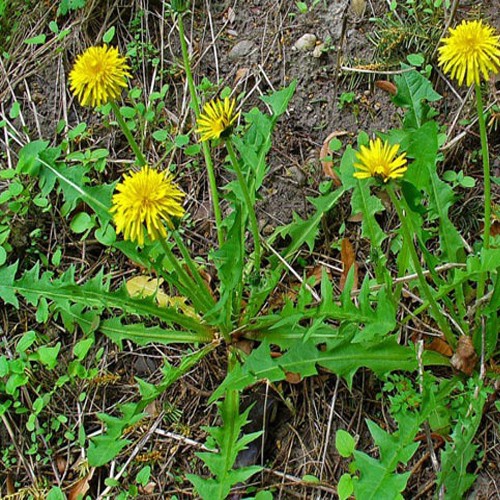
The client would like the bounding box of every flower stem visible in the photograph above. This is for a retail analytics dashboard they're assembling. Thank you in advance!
[171,230,215,307]
[176,12,224,246]
[386,184,455,346]
[158,237,212,312]
[474,82,491,321]
[110,101,147,166]
[226,138,261,274]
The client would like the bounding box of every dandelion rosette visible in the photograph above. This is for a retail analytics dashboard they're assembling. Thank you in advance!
[110,167,185,246]
[69,45,131,107]
[196,97,239,142]
[353,138,407,183]
[438,20,500,86]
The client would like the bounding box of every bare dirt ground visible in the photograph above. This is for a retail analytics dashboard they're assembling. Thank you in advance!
[1,0,500,498]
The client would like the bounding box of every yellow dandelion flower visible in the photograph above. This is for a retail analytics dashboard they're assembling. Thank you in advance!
[438,20,500,86]
[69,45,131,107]
[110,167,185,246]
[353,138,407,183]
[196,97,239,142]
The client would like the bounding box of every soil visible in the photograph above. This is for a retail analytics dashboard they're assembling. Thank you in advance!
[0,0,499,498]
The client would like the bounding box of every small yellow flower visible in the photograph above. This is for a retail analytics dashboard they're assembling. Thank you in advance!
[69,45,131,107]
[438,20,500,86]
[196,97,239,141]
[110,167,185,246]
[353,138,407,183]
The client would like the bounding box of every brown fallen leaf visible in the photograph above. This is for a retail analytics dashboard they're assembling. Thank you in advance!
[234,339,254,355]
[234,67,250,86]
[6,474,15,495]
[490,219,500,237]
[450,335,478,376]
[340,238,358,291]
[375,80,397,95]
[320,131,349,186]
[348,212,364,223]
[139,482,157,495]
[285,372,302,384]
[426,337,453,357]
[307,264,327,286]
[55,455,67,475]
[69,468,95,500]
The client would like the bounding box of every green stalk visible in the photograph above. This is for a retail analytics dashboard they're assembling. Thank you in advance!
[110,101,147,166]
[474,82,491,321]
[158,237,211,312]
[171,230,215,308]
[386,184,455,346]
[176,12,224,246]
[226,139,261,274]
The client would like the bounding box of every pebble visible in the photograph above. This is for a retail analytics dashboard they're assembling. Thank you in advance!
[228,40,255,60]
[289,166,307,186]
[312,42,325,58]
[293,33,317,52]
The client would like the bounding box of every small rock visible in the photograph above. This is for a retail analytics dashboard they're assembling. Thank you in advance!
[262,224,275,236]
[228,40,255,60]
[350,0,367,18]
[312,42,325,58]
[293,33,317,52]
[289,166,307,187]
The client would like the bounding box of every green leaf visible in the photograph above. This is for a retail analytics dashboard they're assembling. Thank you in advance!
[70,212,94,233]
[73,338,94,360]
[120,106,136,119]
[103,26,115,43]
[9,101,20,119]
[0,356,8,377]
[57,0,86,15]
[351,179,386,251]
[152,129,169,141]
[136,465,151,485]
[87,435,130,467]
[336,430,355,458]
[211,338,448,401]
[403,121,464,262]
[174,134,190,147]
[0,246,7,267]
[46,487,66,500]
[187,391,262,499]
[271,188,345,258]
[100,317,211,347]
[260,80,297,118]
[254,492,273,500]
[36,343,61,369]
[49,21,59,34]
[87,403,144,466]
[296,2,308,13]
[406,53,425,67]
[392,65,441,128]
[338,473,354,500]
[17,140,49,176]
[37,153,114,223]
[302,474,320,483]
[352,414,421,499]
[24,34,46,45]
[0,263,213,340]
[437,381,488,498]
[16,330,36,353]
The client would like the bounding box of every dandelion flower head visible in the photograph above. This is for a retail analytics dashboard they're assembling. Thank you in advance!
[196,97,239,142]
[353,138,407,183]
[69,45,131,107]
[110,167,185,246]
[438,20,500,86]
